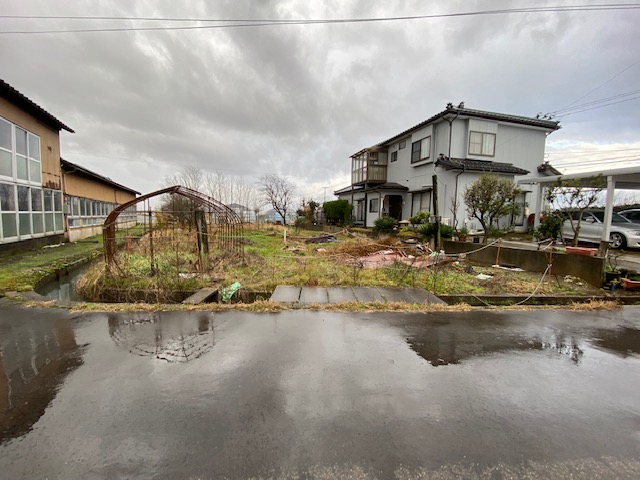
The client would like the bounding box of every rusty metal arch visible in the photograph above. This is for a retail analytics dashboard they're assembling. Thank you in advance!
[103,185,244,268]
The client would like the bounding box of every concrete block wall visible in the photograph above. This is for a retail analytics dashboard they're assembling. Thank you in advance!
[443,240,605,288]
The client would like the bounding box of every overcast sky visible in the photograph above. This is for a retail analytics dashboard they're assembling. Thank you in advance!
[1,0,639,202]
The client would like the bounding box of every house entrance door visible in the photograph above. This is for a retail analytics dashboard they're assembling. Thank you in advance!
[387,195,404,221]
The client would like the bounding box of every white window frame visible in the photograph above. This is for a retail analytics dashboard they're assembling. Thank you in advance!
[369,198,379,213]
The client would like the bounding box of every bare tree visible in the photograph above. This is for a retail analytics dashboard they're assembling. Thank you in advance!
[259,174,296,225]
[160,165,206,228]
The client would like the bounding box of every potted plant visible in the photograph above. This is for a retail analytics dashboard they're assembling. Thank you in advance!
[457,226,469,242]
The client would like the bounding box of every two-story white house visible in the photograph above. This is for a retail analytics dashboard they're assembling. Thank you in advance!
[335,103,561,231]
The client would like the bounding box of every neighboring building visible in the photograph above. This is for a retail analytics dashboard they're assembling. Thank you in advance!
[0,79,138,246]
[335,103,561,230]
[228,203,256,223]
[263,208,285,224]
[61,159,139,241]
[0,79,73,246]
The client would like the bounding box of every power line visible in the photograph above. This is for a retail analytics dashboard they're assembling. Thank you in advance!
[556,95,640,118]
[553,56,640,113]
[546,147,640,158]
[548,88,640,115]
[1,4,640,35]
[554,155,640,166]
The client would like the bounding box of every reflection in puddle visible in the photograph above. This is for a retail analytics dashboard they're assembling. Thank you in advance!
[405,326,584,366]
[0,318,83,443]
[108,312,215,362]
[590,327,640,358]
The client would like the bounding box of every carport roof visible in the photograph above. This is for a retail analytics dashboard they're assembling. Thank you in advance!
[518,165,640,190]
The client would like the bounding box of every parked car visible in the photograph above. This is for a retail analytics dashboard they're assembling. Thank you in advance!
[619,209,640,223]
[561,209,640,249]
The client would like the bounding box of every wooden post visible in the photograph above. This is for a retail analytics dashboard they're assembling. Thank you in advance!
[148,208,155,276]
[432,175,441,251]
[195,209,209,271]
[547,239,553,289]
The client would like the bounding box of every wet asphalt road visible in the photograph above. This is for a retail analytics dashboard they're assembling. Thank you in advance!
[1,300,640,479]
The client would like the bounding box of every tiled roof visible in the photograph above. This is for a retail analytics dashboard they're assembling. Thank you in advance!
[436,157,529,175]
[363,182,409,192]
[1,79,74,133]
[365,105,560,154]
[537,162,562,176]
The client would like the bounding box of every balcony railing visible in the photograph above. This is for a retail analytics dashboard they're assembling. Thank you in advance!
[352,164,387,184]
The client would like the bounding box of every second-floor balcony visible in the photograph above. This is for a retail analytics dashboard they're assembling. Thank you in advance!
[351,149,388,185]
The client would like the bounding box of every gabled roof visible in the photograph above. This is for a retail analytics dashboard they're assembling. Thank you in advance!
[61,158,140,195]
[0,79,74,133]
[435,156,529,175]
[537,162,562,176]
[360,104,560,155]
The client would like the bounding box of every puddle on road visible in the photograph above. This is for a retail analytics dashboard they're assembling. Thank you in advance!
[107,311,215,362]
[402,317,589,367]
[0,317,85,444]
[590,326,640,358]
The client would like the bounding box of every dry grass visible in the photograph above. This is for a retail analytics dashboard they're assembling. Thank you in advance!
[567,299,622,311]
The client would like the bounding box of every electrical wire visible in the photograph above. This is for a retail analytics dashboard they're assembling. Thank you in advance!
[556,95,640,118]
[547,88,640,116]
[1,4,639,35]
[555,57,640,112]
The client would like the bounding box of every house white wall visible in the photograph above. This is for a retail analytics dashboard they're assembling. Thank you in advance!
[340,111,556,231]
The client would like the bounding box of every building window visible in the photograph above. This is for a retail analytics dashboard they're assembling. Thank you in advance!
[411,136,431,164]
[390,151,398,162]
[0,118,41,185]
[66,194,135,229]
[369,198,379,213]
[0,117,45,244]
[469,131,496,156]
[411,192,431,216]
[399,140,406,150]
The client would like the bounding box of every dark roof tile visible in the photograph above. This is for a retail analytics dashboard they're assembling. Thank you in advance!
[436,157,529,175]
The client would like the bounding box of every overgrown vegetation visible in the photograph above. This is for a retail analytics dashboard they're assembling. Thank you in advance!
[4,223,614,307]
[533,211,564,241]
[323,199,351,225]
[373,215,397,233]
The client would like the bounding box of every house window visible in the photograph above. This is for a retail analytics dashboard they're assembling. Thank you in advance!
[390,151,398,162]
[469,131,496,156]
[399,140,406,150]
[411,192,431,216]
[369,198,379,213]
[411,136,431,164]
